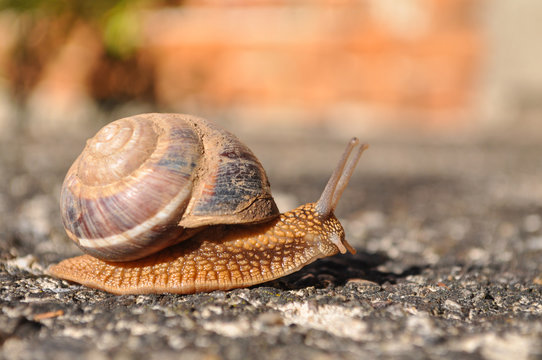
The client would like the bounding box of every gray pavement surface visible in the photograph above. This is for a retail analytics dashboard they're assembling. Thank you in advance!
[0,120,541,359]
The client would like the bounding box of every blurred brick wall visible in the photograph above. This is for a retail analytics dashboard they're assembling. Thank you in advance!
[143,0,482,128]
[0,0,484,134]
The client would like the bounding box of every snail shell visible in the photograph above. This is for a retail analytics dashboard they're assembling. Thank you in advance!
[50,113,368,294]
[60,113,279,261]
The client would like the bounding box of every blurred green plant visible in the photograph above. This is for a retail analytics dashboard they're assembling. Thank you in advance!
[0,0,157,58]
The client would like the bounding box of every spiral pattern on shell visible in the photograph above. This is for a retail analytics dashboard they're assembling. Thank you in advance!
[60,113,279,261]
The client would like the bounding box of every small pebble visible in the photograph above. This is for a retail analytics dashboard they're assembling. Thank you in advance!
[523,214,541,233]
[444,299,462,312]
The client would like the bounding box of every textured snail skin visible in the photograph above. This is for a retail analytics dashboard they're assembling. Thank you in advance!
[49,203,351,294]
[52,113,367,295]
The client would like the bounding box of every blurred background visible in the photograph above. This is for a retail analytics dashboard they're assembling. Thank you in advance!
[1,0,541,264]
[1,0,542,138]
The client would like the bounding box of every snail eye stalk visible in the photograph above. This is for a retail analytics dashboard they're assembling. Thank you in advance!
[315,138,368,216]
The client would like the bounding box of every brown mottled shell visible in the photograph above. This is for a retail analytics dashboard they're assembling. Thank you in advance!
[60,113,279,262]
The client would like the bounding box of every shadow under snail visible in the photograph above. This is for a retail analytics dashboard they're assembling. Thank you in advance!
[49,113,368,294]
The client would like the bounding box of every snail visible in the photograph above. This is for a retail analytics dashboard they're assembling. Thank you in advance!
[49,113,368,294]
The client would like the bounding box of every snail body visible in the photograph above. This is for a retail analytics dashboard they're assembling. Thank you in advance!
[49,113,367,294]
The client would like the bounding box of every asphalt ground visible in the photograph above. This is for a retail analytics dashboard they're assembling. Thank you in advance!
[1,118,541,359]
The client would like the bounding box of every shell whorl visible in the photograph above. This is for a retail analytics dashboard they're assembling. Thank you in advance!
[60,113,279,262]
